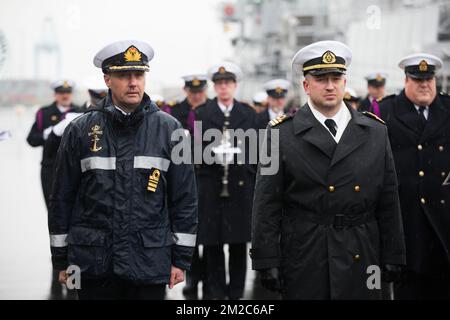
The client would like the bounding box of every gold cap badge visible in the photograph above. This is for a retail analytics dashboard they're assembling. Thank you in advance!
[419,60,428,72]
[218,66,226,74]
[322,51,337,64]
[275,87,283,94]
[192,79,201,86]
[124,46,142,62]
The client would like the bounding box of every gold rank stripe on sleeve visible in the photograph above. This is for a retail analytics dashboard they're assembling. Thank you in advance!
[269,114,289,127]
[362,111,385,125]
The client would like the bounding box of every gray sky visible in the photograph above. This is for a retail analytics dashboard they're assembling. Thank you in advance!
[0,0,234,92]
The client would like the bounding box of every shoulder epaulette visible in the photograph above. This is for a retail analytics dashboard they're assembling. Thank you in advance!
[362,111,385,125]
[269,114,292,127]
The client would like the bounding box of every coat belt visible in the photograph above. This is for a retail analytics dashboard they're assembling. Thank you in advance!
[282,211,376,232]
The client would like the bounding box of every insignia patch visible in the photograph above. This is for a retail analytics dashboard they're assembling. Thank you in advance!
[88,125,103,152]
[362,111,385,125]
[419,60,428,72]
[147,169,160,192]
[322,51,336,64]
[192,79,200,86]
[124,46,142,62]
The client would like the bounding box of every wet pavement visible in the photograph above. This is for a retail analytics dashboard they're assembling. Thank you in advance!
[0,106,279,300]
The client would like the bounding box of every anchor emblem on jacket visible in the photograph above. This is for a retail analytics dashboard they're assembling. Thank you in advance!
[88,125,103,152]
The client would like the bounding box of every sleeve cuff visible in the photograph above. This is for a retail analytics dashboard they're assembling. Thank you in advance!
[172,245,195,271]
[52,255,69,271]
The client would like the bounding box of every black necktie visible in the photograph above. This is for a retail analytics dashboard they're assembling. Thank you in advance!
[324,119,337,137]
[418,106,427,124]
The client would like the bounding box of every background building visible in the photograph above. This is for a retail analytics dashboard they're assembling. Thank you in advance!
[219,0,450,103]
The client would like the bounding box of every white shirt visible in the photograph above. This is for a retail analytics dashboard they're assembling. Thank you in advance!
[57,105,70,113]
[114,105,131,116]
[414,104,429,120]
[218,101,234,114]
[268,108,284,121]
[308,98,352,143]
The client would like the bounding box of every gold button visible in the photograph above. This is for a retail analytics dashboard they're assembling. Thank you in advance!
[328,186,335,192]
[354,185,360,192]
[420,198,426,204]
[419,171,425,177]
[441,200,446,205]
[353,254,361,262]
[439,146,444,152]
[417,145,423,151]
[238,180,244,186]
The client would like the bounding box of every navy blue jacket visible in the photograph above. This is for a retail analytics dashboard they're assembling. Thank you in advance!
[49,92,198,285]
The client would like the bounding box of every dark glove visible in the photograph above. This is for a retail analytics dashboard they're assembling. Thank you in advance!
[382,264,402,283]
[258,268,282,293]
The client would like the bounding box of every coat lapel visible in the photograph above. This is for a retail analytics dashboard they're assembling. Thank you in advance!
[230,100,247,129]
[293,104,337,159]
[420,94,450,143]
[330,107,369,168]
[207,98,225,128]
[393,90,422,138]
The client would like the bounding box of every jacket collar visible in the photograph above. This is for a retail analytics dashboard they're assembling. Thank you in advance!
[293,103,370,167]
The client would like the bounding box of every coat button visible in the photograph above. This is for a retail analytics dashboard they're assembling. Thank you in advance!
[439,146,444,152]
[353,254,361,262]
[441,200,446,205]
[354,185,360,192]
[417,144,423,151]
[420,198,426,204]
[442,172,447,177]
[419,171,425,177]
[239,180,244,186]
[328,186,335,192]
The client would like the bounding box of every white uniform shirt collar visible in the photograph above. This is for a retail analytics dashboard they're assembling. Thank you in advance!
[308,98,352,143]
[57,105,70,113]
[414,104,429,120]
[218,101,234,114]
